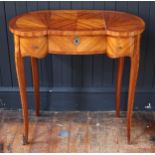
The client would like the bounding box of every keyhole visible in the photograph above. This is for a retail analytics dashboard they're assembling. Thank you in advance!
[73,36,80,45]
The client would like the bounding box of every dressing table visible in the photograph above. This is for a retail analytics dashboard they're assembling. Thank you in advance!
[9,10,145,145]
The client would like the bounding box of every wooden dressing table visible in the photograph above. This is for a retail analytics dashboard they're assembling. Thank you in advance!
[9,10,145,145]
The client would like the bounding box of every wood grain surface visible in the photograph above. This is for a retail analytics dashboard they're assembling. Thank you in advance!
[9,10,145,57]
[9,10,145,37]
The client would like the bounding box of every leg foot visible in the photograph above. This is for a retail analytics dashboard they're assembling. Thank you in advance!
[22,135,28,145]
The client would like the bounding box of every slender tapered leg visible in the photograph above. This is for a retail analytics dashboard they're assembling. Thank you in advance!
[116,57,125,117]
[127,35,140,144]
[31,57,40,116]
[14,35,29,145]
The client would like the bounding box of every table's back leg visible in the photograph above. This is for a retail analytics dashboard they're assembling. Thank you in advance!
[127,35,140,144]
[31,57,40,116]
[116,57,125,117]
[14,35,29,145]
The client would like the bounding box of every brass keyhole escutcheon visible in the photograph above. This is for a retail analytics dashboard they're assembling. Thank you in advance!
[73,36,80,46]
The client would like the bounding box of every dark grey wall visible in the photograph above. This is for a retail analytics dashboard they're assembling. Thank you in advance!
[0,1,155,111]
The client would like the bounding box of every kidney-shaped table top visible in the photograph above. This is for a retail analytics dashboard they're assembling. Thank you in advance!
[9,10,145,37]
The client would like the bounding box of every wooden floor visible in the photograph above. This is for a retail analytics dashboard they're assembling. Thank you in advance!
[0,110,155,153]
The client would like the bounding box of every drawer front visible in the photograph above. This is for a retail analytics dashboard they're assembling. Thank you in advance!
[106,36,135,58]
[48,36,106,55]
[20,36,48,58]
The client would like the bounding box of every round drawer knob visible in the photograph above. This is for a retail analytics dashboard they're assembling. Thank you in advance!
[117,46,123,50]
[73,36,80,46]
[32,45,39,50]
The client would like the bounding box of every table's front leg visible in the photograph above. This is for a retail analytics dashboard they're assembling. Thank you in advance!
[31,57,40,116]
[116,57,125,117]
[14,35,29,145]
[127,35,140,144]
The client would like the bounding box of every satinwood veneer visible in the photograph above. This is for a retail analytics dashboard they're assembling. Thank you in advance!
[9,10,145,145]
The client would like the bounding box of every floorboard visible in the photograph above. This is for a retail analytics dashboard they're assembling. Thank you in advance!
[0,110,155,153]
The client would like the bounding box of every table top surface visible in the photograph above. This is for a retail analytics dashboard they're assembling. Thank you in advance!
[9,10,145,37]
